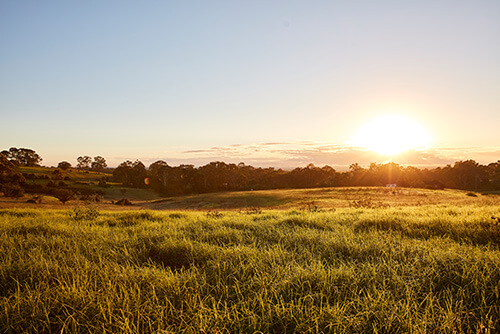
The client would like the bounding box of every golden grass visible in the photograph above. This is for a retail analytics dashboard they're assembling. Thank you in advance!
[1,202,499,333]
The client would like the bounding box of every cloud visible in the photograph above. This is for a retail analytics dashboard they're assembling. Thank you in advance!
[106,142,500,170]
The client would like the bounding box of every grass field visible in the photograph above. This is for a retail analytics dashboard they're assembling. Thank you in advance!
[145,187,490,210]
[1,189,499,333]
[16,166,163,204]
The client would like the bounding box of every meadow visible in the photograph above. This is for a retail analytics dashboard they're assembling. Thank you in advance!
[0,189,499,333]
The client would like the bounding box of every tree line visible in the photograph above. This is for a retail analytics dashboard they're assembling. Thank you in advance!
[2,147,500,199]
[113,159,500,195]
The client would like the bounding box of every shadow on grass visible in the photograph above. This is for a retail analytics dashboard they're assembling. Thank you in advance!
[148,192,290,210]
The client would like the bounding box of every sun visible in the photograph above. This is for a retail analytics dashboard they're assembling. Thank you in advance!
[351,114,431,156]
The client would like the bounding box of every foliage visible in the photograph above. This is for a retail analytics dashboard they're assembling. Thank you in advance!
[1,147,42,166]
[53,189,74,204]
[114,198,133,206]
[91,156,107,171]
[0,205,499,333]
[113,160,147,187]
[0,153,25,185]
[51,168,63,180]
[110,159,500,196]
[1,184,24,198]
[57,161,71,170]
[76,155,92,169]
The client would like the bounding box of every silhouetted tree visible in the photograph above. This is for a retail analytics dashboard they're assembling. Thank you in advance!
[76,156,92,169]
[0,153,26,196]
[113,160,147,187]
[91,156,107,171]
[57,161,72,170]
[1,147,42,166]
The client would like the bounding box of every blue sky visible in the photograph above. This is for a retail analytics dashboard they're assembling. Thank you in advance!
[1,1,499,168]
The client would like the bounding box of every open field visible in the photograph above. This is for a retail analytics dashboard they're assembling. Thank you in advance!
[1,195,499,333]
[145,187,498,211]
[3,184,500,211]
[16,166,163,204]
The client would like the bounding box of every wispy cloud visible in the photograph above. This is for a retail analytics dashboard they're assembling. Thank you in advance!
[107,143,500,170]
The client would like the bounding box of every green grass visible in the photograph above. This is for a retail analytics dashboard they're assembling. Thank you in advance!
[1,203,499,333]
[18,166,163,202]
[20,166,111,180]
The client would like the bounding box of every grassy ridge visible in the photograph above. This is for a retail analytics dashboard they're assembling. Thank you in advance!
[1,205,499,333]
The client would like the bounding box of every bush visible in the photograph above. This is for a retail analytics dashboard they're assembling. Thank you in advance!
[52,169,63,180]
[2,184,24,198]
[115,198,133,206]
[98,178,108,188]
[79,194,102,203]
[57,161,72,170]
[53,189,74,204]
[26,195,42,204]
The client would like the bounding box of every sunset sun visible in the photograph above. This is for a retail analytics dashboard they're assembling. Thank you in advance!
[352,115,431,156]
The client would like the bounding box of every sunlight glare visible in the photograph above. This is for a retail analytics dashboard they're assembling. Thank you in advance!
[351,115,431,156]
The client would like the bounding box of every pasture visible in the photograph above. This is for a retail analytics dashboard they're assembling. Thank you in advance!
[0,188,499,333]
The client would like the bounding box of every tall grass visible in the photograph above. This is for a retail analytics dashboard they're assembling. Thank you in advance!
[0,205,499,333]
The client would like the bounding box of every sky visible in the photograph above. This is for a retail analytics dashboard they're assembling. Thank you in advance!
[1,0,499,169]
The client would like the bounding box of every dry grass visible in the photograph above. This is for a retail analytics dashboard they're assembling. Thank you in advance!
[146,187,499,211]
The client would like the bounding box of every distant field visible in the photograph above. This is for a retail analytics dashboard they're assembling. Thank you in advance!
[20,166,111,180]
[1,201,499,333]
[146,187,496,210]
[17,166,163,204]
[3,185,499,211]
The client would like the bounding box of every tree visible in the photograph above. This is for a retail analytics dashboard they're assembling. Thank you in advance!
[91,156,107,171]
[113,160,147,187]
[1,147,42,166]
[76,156,92,169]
[58,161,72,170]
[0,153,26,197]
[53,189,74,204]
[113,160,134,186]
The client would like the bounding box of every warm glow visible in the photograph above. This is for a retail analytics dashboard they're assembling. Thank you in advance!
[351,115,431,155]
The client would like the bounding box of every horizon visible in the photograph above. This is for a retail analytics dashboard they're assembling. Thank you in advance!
[1,1,499,167]
[7,143,499,172]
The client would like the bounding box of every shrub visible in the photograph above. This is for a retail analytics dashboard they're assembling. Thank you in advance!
[57,161,71,170]
[52,168,63,180]
[98,178,108,187]
[53,189,74,204]
[2,184,24,198]
[115,198,132,206]
[26,195,42,204]
[79,194,102,203]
